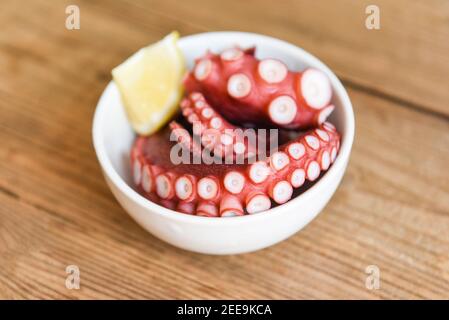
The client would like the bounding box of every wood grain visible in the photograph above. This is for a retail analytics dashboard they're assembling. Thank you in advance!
[0,0,448,299]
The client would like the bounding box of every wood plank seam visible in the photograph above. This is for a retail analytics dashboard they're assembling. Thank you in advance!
[341,76,449,123]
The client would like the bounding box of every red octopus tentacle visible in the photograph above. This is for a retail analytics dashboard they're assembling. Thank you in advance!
[131,47,340,217]
[184,47,333,129]
[180,92,259,160]
[131,123,340,216]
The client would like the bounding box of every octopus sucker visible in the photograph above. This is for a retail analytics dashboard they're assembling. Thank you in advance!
[306,160,321,181]
[318,105,335,125]
[174,174,196,202]
[304,134,320,150]
[320,150,331,170]
[220,48,244,61]
[133,159,142,185]
[268,95,298,125]
[155,173,176,200]
[269,180,294,204]
[258,59,288,84]
[299,68,332,110]
[315,128,330,142]
[220,194,244,217]
[223,171,245,194]
[246,192,272,214]
[288,168,306,188]
[177,201,196,215]
[287,142,305,160]
[227,73,252,98]
[270,151,290,171]
[141,164,153,193]
[196,201,219,217]
[197,176,220,200]
[131,46,342,217]
[194,59,212,81]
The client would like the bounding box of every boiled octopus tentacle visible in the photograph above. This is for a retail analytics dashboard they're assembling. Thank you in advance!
[178,92,263,160]
[132,46,341,216]
[183,47,335,129]
[131,120,340,216]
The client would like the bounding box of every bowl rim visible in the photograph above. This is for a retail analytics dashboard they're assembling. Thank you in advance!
[92,31,355,226]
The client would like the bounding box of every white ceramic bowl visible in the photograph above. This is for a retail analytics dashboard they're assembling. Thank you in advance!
[92,32,354,255]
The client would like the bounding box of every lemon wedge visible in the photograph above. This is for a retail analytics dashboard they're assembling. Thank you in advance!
[112,31,185,135]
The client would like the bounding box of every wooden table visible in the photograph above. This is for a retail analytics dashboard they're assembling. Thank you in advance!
[1,0,448,299]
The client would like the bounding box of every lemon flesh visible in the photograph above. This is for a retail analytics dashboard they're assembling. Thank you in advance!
[112,32,185,135]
